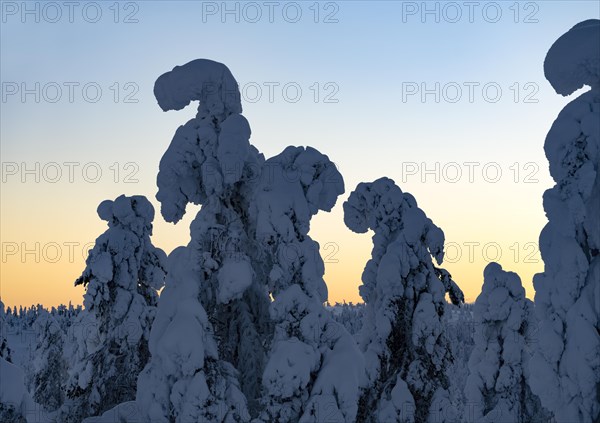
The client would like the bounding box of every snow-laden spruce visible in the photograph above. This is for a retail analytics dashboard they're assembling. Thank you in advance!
[136,59,269,422]
[178,109,270,417]
[136,247,249,422]
[141,58,365,422]
[329,302,366,338]
[529,19,600,423]
[443,303,476,420]
[344,177,462,423]
[0,300,12,363]
[32,309,68,412]
[435,268,464,307]
[0,301,28,422]
[155,59,253,225]
[464,263,544,423]
[252,146,365,423]
[59,195,166,422]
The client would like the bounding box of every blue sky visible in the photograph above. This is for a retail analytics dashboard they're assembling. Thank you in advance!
[1,1,599,306]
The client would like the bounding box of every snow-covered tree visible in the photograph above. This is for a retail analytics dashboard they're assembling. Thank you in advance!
[0,300,12,363]
[435,268,464,306]
[529,19,600,423]
[444,303,477,420]
[138,59,366,422]
[344,177,461,423]
[0,338,12,363]
[329,302,366,337]
[136,246,249,422]
[252,146,365,423]
[32,309,68,412]
[464,263,544,423]
[136,59,266,422]
[60,195,166,422]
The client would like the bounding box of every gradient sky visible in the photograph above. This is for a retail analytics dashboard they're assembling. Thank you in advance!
[1,0,599,308]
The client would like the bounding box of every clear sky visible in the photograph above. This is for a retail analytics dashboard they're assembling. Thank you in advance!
[1,0,599,308]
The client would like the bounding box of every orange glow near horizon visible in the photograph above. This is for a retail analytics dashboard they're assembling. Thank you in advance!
[1,182,546,308]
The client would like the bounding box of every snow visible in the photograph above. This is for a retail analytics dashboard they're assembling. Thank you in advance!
[59,195,166,422]
[217,114,252,185]
[152,65,354,419]
[149,248,213,377]
[544,20,600,96]
[344,177,459,422]
[144,58,273,422]
[465,263,545,423]
[252,145,362,422]
[88,252,113,282]
[530,19,600,423]
[377,376,415,423]
[262,337,318,399]
[217,258,254,304]
[31,310,67,412]
[252,146,344,299]
[154,58,242,115]
[0,301,13,365]
[0,357,33,421]
[0,292,486,423]
[301,331,365,423]
[155,103,262,222]
[82,402,141,423]
[136,244,249,422]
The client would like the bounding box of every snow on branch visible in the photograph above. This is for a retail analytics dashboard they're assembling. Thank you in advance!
[544,19,600,96]
[154,58,242,115]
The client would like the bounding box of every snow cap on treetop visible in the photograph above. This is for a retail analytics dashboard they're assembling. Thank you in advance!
[544,19,600,95]
[154,59,242,115]
[280,146,345,214]
[97,195,155,233]
[343,177,403,234]
[343,177,445,264]
[482,262,525,300]
[261,146,344,216]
